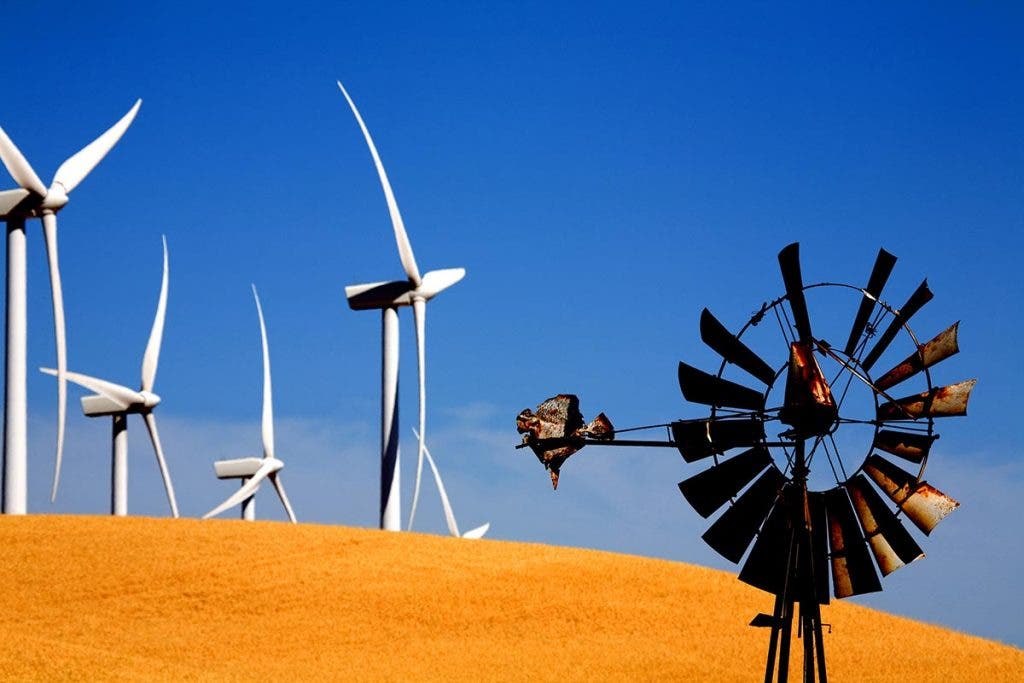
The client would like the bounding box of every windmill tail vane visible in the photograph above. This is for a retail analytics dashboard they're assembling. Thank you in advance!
[516,394,614,489]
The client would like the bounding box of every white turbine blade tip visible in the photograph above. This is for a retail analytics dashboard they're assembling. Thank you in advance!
[52,98,142,194]
[462,523,490,539]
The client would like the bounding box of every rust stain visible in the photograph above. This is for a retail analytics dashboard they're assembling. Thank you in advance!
[874,322,960,391]
[876,379,977,420]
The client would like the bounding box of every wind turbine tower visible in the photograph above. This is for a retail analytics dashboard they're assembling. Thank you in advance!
[338,81,465,531]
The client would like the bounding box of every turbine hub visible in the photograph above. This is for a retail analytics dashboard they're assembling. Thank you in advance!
[40,185,69,211]
[139,391,161,408]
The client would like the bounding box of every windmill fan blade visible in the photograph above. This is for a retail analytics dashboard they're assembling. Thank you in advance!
[143,412,179,518]
[252,285,275,460]
[824,486,882,599]
[407,299,427,531]
[414,427,460,537]
[777,242,812,342]
[844,248,897,355]
[269,472,297,523]
[846,474,924,576]
[876,379,976,420]
[52,99,141,194]
[677,362,765,411]
[41,213,67,501]
[874,322,960,391]
[671,417,765,463]
[862,454,959,535]
[860,280,933,371]
[140,236,168,393]
[806,491,831,604]
[204,468,269,519]
[701,465,786,564]
[873,429,937,464]
[40,368,140,408]
[677,446,771,518]
[699,309,777,386]
[336,81,422,286]
[0,127,47,196]
[0,188,30,215]
[737,494,790,597]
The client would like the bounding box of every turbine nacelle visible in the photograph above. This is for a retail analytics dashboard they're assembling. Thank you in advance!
[346,267,465,311]
[80,390,160,417]
[214,457,283,480]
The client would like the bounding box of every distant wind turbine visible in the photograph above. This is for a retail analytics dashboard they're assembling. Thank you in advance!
[338,80,465,532]
[204,286,297,523]
[412,428,489,539]
[0,100,141,513]
[40,236,177,517]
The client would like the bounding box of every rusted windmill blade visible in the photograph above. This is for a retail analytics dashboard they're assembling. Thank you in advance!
[862,454,960,535]
[677,446,772,518]
[845,474,925,576]
[824,486,883,598]
[871,429,938,464]
[677,362,765,411]
[671,416,765,462]
[873,323,960,391]
[844,248,898,355]
[778,242,813,342]
[701,465,787,564]
[876,379,977,420]
[700,308,778,386]
[860,280,934,371]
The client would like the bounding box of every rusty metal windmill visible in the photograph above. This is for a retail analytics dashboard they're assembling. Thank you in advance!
[517,242,974,682]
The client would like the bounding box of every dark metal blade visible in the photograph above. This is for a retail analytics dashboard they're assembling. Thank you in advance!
[702,465,786,563]
[700,308,778,386]
[874,322,960,391]
[860,279,934,371]
[807,491,831,605]
[738,492,791,597]
[825,486,882,598]
[678,362,766,411]
[846,474,925,576]
[862,454,960,535]
[778,242,813,342]
[672,417,765,463]
[678,447,772,518]
[843,248,897,356]
[876,379,977,420]
[872,429,937,464]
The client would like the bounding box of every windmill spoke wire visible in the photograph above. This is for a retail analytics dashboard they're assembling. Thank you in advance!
[826,432,850,482]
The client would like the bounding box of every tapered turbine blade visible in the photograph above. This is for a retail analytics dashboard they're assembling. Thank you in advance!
[252,286,275,460]
[462,523,490,539]
[140,237,169,393]
[0,188,30,215]
[876,379,976,420]
[672,417,765,462]
[699,309,777,386]
[824,486,882,598]
[40,213,67,501]
[0,127,47,196]
[677,362,765,411]
[778,242,812,342]
[860,280,933,371]
[269,472,297,523]
[414,428,459,537]
[862,454,959,535]
[844,248,897,356]
[204,462,275,519]
[407,299,428,530]
[143,412,179,518]
[845,474,924,576]
[872,429,937,464]
[40,368,141,408]
[874,322,960,391]
[52,99,141,194]
[419,268,466,299]
[337,80,422,286]
[678,446,771,518]
[702,465,786,563]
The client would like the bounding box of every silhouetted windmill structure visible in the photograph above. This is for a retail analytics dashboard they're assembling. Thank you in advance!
[518,242,974,682]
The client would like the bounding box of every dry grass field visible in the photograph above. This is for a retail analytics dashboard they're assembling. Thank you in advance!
[0,515,1020,681]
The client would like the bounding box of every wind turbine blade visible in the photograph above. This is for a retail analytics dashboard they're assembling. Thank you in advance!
[39,368,140,408]
[269,472,297,523]
[52,99,141,194]
[140,236,168,393]
[0,188,30,215]
[407,299,427,530]
[413,427,459,537]
[0,127,47,195]
[143,412,179,518]
[252,285,274,460]
[336,80,422,286]
[419,268,466,299]
[203,464,273,519]
[462,523,489,539]
[41,213,67,501]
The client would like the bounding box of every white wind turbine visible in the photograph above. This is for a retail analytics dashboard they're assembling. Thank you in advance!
[338,80,465,532]
[203,286,297,523]
[40,236,177,517]
[0,100,141,513]
[412,428,489,539]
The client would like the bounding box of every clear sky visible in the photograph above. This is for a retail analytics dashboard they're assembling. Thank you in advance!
[2,1,1022,647]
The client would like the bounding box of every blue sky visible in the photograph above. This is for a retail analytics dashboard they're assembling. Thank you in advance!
[2,1,1022,647]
